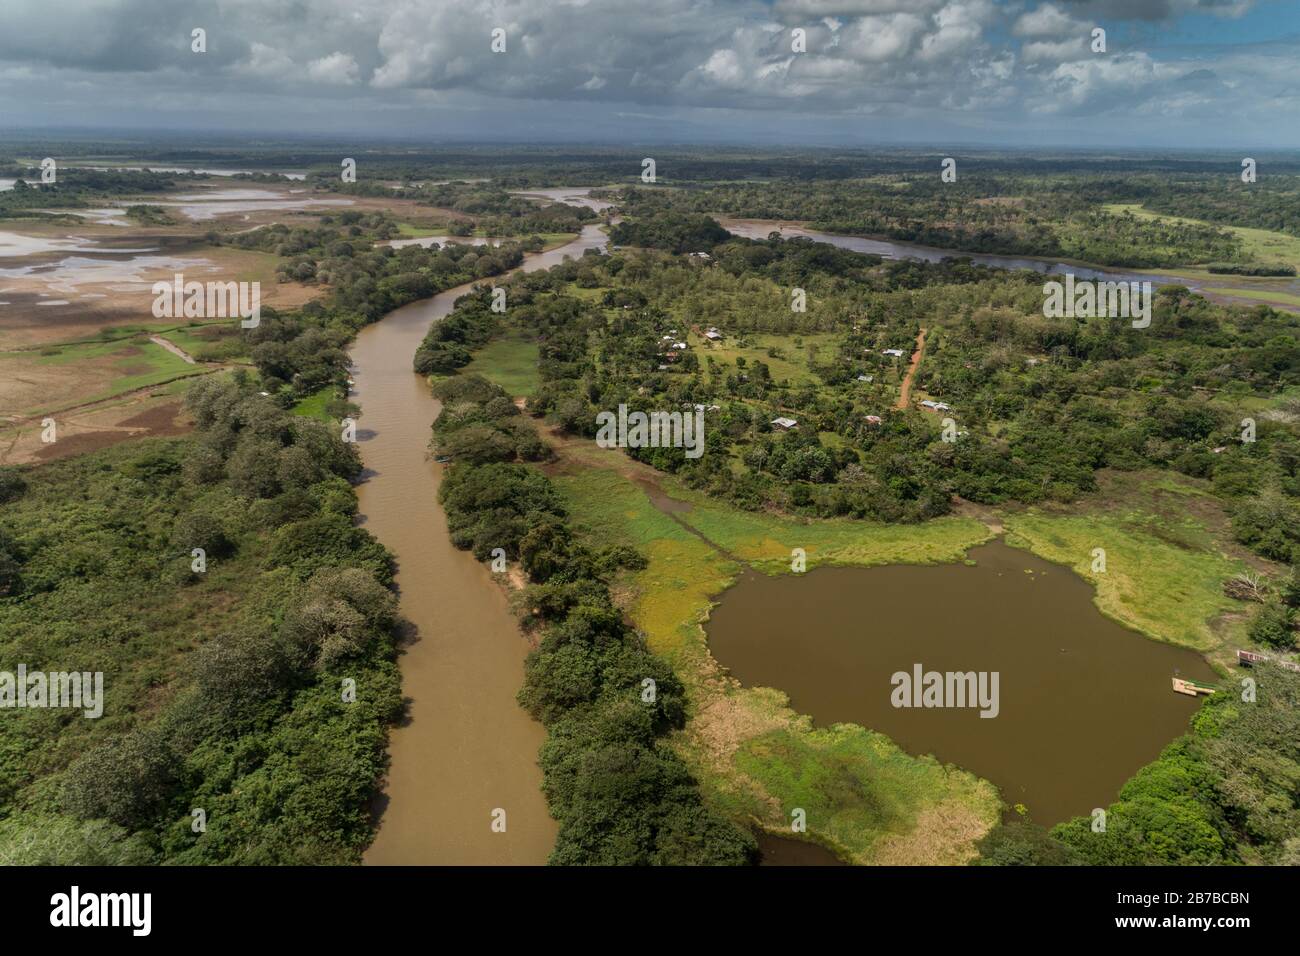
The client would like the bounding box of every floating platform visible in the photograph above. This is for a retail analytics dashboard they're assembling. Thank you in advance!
[1172,677,1217,697]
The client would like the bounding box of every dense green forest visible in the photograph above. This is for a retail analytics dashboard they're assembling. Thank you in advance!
[613,178,1274,268]
[461,218,1300,578]
[0,380,400,863]
[215,213,538,401]
[0,167,185,217]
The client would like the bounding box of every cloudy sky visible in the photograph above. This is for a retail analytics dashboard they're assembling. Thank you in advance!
[0,0,1297,148]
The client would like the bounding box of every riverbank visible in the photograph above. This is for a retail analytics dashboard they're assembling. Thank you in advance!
[358,227,607,865]
[718,216,1300,314]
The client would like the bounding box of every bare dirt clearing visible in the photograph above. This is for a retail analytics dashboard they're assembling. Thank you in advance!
[2,387,196,465]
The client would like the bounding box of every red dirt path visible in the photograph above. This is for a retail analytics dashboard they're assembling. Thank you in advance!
[895,327,927,410]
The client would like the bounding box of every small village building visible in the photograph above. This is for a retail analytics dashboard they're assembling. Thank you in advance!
[771,417,799,430]
[856,374,873,383]
[865,415,883,425]
[882,348,906,358]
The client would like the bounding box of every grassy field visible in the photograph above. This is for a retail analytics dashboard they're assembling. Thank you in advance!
[552,463,1001,864]
[671,484,991,573]
[1,336,207,415]
[200,247,320,311]
[527,232,582,249]
[733,726,1001,865]
[460,333,540,397]
[694,331,839,387]
[157,322,249,362]
[396,222,446,237]
[1202,286,1300,309]
[1104,202,1300,272]
[291,386,336,421]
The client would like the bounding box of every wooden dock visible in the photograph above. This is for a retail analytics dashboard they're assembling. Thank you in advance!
[1172,677,1217,697]
[1237,649,1300,673]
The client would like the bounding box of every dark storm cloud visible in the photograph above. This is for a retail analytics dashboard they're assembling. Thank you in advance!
[1054,0,1253,20]
[0,0,1292,147]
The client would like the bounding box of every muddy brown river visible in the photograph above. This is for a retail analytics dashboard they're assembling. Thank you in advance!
[359,226,607,865]
[707,539,1218,826]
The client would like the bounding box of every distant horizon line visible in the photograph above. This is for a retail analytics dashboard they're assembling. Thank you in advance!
[2,126,1299,156]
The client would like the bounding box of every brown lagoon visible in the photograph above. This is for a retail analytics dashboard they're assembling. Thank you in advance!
[706,539,1218,825]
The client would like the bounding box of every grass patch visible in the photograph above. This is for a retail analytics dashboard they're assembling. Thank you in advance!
[157,323,249,362]
[396,222,445,238]
[1202,287,1300,309]
[461,334,540,397]
[672,487,990,572]
[531,232,582,250]
[1105,203,1300,272]
[2,338,206,415]
[1148,475,1214,498]
[291,386,336,421]
[696,331,838,387]
[734,726,1000,865]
